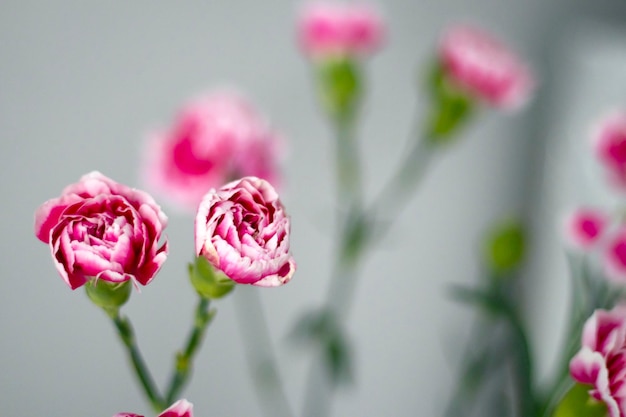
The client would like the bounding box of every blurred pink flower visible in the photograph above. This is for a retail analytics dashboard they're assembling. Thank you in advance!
[195,176,295,287]
[564,208,608,250]
[113,399,193,417]
[570,305,626,417]
[142,93,283,212]
[34,171,168,290]
[298,2,384,58]
[593,111,626,189]
[604,228,626,283]
[439,24,534,109]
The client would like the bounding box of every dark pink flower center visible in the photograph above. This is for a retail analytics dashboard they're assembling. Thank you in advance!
[172,135,214,176]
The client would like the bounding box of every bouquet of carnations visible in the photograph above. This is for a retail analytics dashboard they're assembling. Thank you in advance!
[33,2,626,417]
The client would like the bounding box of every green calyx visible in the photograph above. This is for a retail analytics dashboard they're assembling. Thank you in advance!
[189,256,236,300]
[425,61,476,145]
[85,278,132,310]
[316,57,362,125]
[552,383,607,417]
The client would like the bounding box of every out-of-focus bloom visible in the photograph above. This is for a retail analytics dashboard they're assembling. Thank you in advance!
[593,111,626,189]
[438,24,534,110]
[142,93,283,212]
[195,176,295,287]
[34,171,168,290]
[298,2,384,58]
[604,228,626,283]
[570,305,626,417]
[564,208,608,250]
[113,399,193,417]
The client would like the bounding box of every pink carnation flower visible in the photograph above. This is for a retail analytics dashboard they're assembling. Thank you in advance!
[195,176,295,287]
[563,208,608,250]
[593,111,626,190]
[142,93,282,212]
[570,305,626,417]
[113,399,193,417]
[297,2,384,58]
[439,24,534,109]
[34,171,168,290]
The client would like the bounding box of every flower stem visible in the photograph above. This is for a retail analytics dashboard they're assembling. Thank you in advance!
[164,297,215,406]
[302,118,437,417]
[106,307,164,413]
[368,132,435,230]
[334,119,362,211]
[234,288,294,417]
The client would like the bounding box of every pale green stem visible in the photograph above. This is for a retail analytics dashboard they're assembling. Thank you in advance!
[234,288,294,417]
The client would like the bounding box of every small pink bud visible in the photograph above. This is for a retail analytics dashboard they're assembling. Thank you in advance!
[298,2,384,58]
[592,111,626,190]
[438,24,534,110]
[563,208,608,250]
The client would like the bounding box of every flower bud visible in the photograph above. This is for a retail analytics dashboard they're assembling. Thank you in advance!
[483,219,525,273]
[297,2,384,59]
[563,207,608,251]
[189,256,236,299]
[84,279,132,309]
[437,24,534,110]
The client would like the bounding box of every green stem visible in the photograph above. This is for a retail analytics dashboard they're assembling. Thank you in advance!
[234,288,293,417]
[302,121,437,417]
[334,119,362,211]
[164,297,215,406]
[503,303,536,417]
[107,308,164,413]
[367,133,435,233]
[538,253,600,417]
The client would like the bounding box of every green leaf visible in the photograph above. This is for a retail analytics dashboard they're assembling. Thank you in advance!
[289,310,335,345]
[289,309,353,386]
[552,383,607,417]
[189,256,236,299]
[449,285,508,316]
[324,332,353,386]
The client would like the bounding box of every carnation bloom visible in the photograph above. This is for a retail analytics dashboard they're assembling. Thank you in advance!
[438,24,534,109]
[113,399,193,417]
[34,171,168,290]
[563,208,608,250]
[570,305,626,417]
[195,176,295,287]
[142,93,282,211]
[593,111,626,189]
[297,2,384,58]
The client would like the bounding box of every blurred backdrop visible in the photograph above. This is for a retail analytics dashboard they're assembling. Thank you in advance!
[2,0,626,416]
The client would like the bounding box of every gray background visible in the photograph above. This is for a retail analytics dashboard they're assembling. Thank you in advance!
[2,1,626,416]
